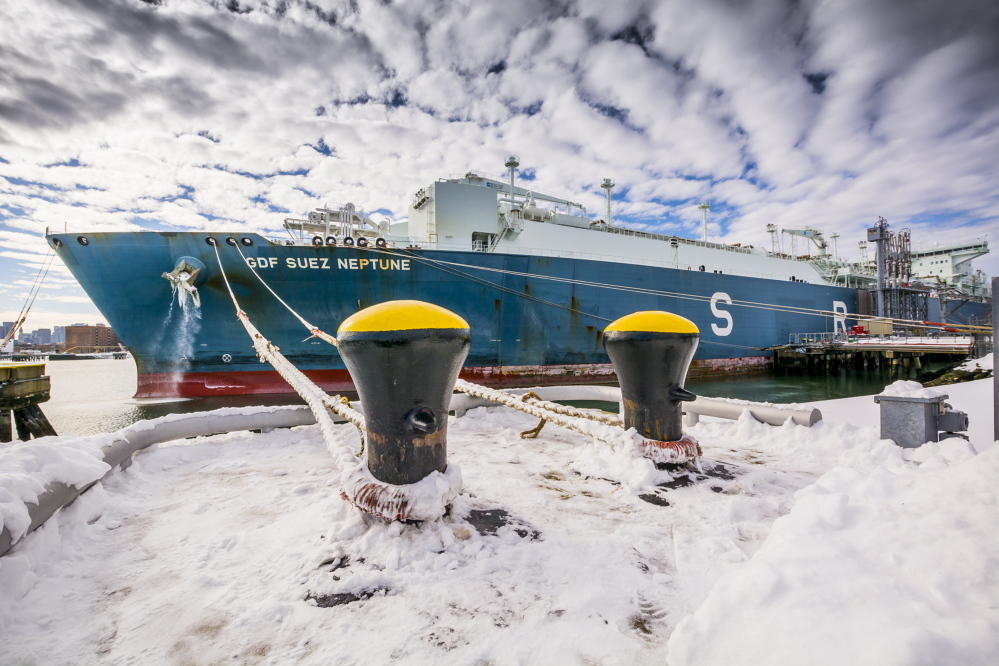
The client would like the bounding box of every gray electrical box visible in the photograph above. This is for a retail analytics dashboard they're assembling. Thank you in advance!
[873,393,969,448]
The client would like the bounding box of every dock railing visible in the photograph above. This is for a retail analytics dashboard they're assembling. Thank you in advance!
[788,331,982,348]
[788,332,846,345]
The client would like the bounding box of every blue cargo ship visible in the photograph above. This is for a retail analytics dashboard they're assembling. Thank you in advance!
[45,159,879,398]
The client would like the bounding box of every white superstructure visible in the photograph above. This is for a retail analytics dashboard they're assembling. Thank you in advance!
[280,160,989,299]
[911,241,990,299]
[404,172,827,284]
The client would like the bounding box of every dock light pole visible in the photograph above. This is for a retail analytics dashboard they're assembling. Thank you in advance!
[336,300,471,485]
[603,312,700,460]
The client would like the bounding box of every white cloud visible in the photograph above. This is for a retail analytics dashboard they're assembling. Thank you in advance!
[0,0,997,308]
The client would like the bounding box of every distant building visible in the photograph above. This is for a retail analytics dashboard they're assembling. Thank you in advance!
[65,323,123,352]
[1,321,15,340]
[53,326,66,344]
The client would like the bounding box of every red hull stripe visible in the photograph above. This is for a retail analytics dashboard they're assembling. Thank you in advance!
[133,356,768,399]
[134,366,616,399]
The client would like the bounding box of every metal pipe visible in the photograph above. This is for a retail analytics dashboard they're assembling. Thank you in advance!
[683,397,821,428]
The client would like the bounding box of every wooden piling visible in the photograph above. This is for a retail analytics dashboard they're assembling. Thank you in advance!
[0,362,56,443]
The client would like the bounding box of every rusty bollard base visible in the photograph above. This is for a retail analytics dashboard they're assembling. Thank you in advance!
[337,300,471,521]
[638,433,701,465]
[604,311,701,460]
[340,463,463,522]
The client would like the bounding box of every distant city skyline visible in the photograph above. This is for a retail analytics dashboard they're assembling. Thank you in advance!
[2,0,997,330]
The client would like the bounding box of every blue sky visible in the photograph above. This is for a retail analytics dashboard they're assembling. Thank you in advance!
[1,0,998,330]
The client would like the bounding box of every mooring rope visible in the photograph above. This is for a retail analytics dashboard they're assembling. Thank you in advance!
[454,380,698,464]
[212,242,467,522]
[516,390,623,428]
[230,241,338,347]
[209,240,364,471]
[212,242,643,432]
[210,241,694,465]
[1,249,55,349]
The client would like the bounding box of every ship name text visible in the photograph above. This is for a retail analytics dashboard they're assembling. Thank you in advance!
[243,257,411,271]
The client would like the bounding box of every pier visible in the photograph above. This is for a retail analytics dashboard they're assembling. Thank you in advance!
[771,332,987,378]
[0,362,57,442]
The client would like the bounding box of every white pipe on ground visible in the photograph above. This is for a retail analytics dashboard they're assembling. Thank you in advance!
[684,398,821,427]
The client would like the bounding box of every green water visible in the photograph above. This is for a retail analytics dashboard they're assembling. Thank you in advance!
[688,368,919,404]
[556,362,955,414]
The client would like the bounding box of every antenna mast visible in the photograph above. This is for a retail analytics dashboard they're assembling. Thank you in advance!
[698,201,710,241]
[505,155,519,202]
[600,178,615,226]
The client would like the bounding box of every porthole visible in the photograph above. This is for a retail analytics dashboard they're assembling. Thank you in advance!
[77,236,89,246]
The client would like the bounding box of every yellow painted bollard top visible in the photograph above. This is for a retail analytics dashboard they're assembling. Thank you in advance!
[604,311,699,335]
[338,300,470,334]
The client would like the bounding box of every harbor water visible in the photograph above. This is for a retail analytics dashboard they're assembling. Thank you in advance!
[36,358,953,437]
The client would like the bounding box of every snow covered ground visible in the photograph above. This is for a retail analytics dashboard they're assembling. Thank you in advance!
[1,375,997,665]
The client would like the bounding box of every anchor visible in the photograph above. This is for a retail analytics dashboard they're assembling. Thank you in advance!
[162,257,204,308]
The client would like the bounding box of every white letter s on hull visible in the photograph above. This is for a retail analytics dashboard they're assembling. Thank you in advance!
[711,292,733,336]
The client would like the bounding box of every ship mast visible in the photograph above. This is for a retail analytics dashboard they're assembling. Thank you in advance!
[505,155,519,203]
[601,178,615,226]
[698,201,710,241]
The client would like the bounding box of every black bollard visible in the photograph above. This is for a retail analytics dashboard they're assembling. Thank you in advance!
[603,311,699,444]
[337,300,471,486]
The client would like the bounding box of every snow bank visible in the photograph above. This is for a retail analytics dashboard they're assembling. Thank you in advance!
[0,435,111,542]
[1,379,997,664]
[667,439,999,666]
[957,352,993,372]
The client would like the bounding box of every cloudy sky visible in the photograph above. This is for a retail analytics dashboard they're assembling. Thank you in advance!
[2,0,998,331]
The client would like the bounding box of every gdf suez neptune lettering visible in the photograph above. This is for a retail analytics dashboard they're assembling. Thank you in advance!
[243,257,411,271]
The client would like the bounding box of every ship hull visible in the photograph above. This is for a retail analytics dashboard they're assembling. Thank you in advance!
[49,231,859,398]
